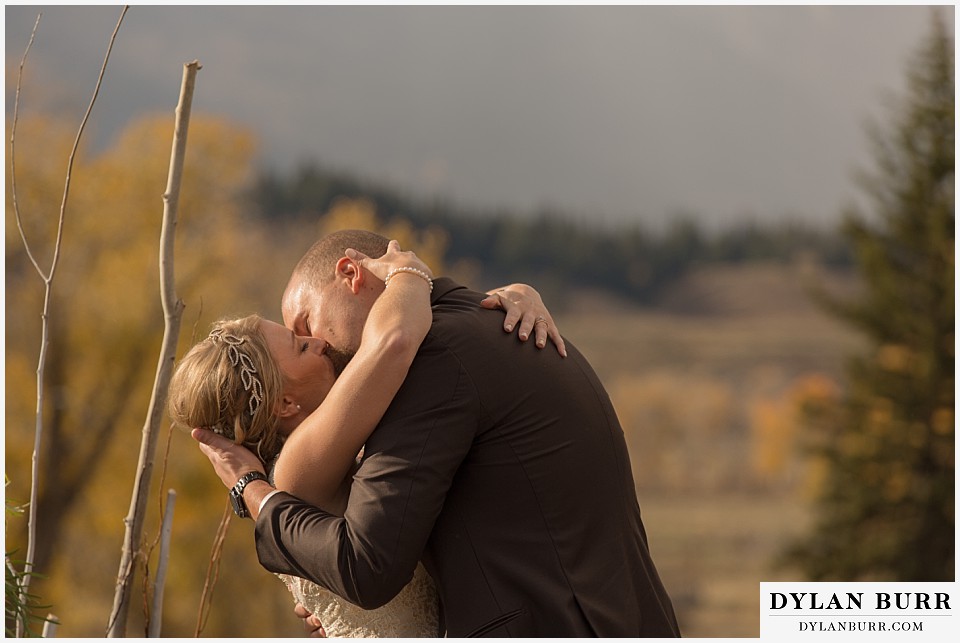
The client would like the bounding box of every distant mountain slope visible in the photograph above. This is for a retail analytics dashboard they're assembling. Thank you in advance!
[654,260,859,317]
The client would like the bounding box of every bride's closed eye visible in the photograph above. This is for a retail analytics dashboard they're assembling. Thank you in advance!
[300,341,310,353]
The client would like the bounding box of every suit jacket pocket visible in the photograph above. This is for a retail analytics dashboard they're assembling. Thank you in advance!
[467,608,525,637]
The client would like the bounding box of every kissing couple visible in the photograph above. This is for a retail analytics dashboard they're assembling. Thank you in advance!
[169,229,680,637]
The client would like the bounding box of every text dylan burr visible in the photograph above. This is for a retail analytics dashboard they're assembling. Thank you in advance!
[770,592,951,611]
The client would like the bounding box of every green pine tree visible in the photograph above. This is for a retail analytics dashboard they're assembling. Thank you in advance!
[787,9,954,581]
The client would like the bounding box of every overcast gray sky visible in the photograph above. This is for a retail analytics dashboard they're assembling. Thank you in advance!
[4,4,952,229]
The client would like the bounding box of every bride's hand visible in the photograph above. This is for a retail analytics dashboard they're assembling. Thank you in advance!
[346,239,433,283]
[294,603,327,638]
[481,283,567,357]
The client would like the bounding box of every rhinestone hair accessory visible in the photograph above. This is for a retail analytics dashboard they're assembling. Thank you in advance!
[208,327,265,422]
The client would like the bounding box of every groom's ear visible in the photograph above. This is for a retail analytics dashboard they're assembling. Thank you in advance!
[335,256,364,294]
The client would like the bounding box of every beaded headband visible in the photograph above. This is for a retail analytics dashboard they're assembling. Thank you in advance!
[208,327,265,422]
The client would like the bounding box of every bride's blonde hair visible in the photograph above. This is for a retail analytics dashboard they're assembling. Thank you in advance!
[168,314,285,465]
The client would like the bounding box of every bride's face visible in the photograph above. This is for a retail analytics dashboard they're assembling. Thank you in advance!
[260,319,336,421]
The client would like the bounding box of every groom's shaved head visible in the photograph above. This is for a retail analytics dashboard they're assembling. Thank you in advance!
[282,229,391,353]
[282,229,391,355]
[292,229,390,286]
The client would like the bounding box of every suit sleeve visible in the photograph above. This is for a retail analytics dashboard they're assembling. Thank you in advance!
[254,333,479,609]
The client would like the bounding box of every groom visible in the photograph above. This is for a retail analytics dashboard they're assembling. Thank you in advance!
[203,229,679,637]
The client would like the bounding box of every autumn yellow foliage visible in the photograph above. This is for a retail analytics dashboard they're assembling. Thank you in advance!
[6,112,300,636]
[5,107,459,636]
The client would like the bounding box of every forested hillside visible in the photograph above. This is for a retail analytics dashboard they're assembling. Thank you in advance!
[251,163,853,307]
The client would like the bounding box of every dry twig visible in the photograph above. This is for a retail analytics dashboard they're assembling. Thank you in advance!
[195,504,232,637]
[8,7,129,635]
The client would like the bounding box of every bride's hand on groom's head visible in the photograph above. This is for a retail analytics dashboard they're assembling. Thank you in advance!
[346,239,433,283]
[191,427,265,490]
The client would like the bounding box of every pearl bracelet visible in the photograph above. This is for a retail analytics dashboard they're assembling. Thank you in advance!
[384,266,434,292]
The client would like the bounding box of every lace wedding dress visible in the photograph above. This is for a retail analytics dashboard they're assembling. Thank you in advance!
[277,563,440,637]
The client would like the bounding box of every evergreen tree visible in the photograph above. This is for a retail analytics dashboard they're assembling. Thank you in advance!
[787,10,954,581]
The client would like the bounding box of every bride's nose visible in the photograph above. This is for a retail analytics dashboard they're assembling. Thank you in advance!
[312,337,329,354]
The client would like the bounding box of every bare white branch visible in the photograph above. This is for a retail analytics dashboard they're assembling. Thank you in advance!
[10,8,129,636]
[106,59,199,638]
[148,490,177,637]
[10,11,44,276]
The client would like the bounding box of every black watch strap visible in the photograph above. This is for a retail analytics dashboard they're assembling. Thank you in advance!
[229,470,269,519]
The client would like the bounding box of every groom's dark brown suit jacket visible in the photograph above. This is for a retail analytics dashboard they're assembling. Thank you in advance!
[256,278,680,637]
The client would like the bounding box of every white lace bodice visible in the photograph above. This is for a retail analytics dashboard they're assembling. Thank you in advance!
[277,563,440,638]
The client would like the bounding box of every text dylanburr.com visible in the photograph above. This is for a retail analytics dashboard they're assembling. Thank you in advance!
[760,582,956,640]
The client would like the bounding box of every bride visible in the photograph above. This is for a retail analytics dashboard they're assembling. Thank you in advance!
[167,240,562,637]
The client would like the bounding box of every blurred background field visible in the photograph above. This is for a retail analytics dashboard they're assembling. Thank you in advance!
[560,263,862,637]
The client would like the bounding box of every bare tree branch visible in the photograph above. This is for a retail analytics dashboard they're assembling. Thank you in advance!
[8,7,129,635]
[10,11,44,276]
[106,59,200,638]
[195,504,232,638]
[148,490,176,637]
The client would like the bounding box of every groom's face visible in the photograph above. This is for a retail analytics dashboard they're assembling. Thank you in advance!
[282,275,364,371]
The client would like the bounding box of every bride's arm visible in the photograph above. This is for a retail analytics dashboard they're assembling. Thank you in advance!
[191,241,432,519]
[191,258,564,517]
[272,241,433,511]
[274,278,566,511]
